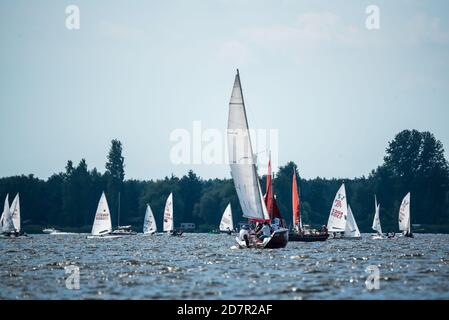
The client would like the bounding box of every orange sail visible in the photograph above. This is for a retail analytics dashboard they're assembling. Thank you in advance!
[292,170,300,227]
[264,160,274,219]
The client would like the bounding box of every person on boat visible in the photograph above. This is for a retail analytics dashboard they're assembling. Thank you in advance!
[271,218,280,231]
[257,222,271,241]
[321,225,328,235]
[239,225,250,247]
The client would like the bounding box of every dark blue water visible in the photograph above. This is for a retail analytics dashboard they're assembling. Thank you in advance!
[1,233,448,299]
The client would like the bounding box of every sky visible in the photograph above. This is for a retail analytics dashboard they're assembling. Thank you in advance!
[1,0,449,181]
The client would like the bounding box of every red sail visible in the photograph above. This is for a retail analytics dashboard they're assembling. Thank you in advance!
[292,170,300,227]
[264,160,274,219]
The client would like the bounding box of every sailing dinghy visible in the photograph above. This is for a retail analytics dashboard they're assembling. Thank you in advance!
[219,203,234,234]
[289,170,329,242]
[111,192,136,236]
[143,203,157,235]
[163,193,182,236]
[1,194,26,238]
[227,69,288,249]
[327,183,361,240]
[399,192,413,238]
[87,192,122,239]
[371,196,386,239]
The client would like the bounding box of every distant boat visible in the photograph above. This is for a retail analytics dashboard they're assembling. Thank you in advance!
[399,192,413,238]
[163,193,182,236]
[219,203,234,234]
[143,203,157,235]
[1,194,26,238]
[42,228,77,235]
[87,192,122,239]
[371,196,386,239]
[327,183,361,240]
[289,169,329,242]
[227,69,288,249]
[110,192,136,236]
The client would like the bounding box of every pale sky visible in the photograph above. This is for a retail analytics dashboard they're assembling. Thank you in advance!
[1,0,448,180]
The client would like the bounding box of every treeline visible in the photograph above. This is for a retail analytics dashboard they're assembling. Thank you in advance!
[1,130,449,233]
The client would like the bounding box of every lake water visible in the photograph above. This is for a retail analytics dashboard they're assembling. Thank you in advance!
[1,233,448,300]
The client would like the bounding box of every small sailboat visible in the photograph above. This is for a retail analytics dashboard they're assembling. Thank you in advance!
[227,69,288,249]
[1,194,26,238]
[163,193,182,236]
[289,170,329,242]
[87,192,122,239]
[42,228,76,235]
[371,196,386,239]
[111,192,136,236]
[399,192,413,238]
[327,183,361,240]
[219,203,234,234]
[143,203,157,235]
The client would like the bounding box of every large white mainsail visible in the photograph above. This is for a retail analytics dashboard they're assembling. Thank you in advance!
[345,205,361,238]
[163,193,174,232]
[1,194,16,233]
[219,203,234,232]
[143,203,157,234]
[372,196,382,235]
[327,183,348,232]
[91,192,112,236]
[227,69,269,221]
[10,193,20,232]
[399,192,411,234]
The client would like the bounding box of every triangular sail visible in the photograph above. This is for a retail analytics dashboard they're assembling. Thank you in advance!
[372,196,382,234]
[143,204,157,234]
[399,192,411,233]
[292,171,300,229]
[345,205,361,238]
[163,193,174,232]
[327,183,348,232]
[227,70,269,222]
[219,203,234,232]
[10,193,20,232]
[91,192,112,235]
[1,194,16,233]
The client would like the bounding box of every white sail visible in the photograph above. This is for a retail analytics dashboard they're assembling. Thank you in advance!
[399,192,411,233]
[219,203,234,232]
[327,183,348,232]
[163,193,174,232]
[227,70,268,221]
[91,192,112,236]
[372,196,382,234]
[1,194,16,233]
[345,205,361,238]
[143,204,157,234]
[10,193,20,232]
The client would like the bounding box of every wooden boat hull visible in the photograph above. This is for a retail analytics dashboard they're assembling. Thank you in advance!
[289,232,329,242]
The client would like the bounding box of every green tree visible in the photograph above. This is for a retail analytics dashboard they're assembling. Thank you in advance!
[105,139,125,226]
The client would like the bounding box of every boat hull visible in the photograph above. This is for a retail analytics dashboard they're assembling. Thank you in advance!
[289,232,329,242]
[262,229,288,249]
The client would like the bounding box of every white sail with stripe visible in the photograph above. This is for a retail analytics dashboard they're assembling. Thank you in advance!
[399,192,411,233]
[10,193,21,232]
[372,195,383,235]
[345,205,361,238]
[1,194,16,233]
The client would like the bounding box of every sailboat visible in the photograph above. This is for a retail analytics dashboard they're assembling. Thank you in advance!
[111,192,136,236]
[327,183,361,240]
[163,193,182,236]
[399,192,413,238]
[1,194,26,238]
[87,192,122,239]
[289,170,329,242]
[371,196,386,239]
[219,203,234,234]
[143,203,157,235]
[227,69,288,249]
